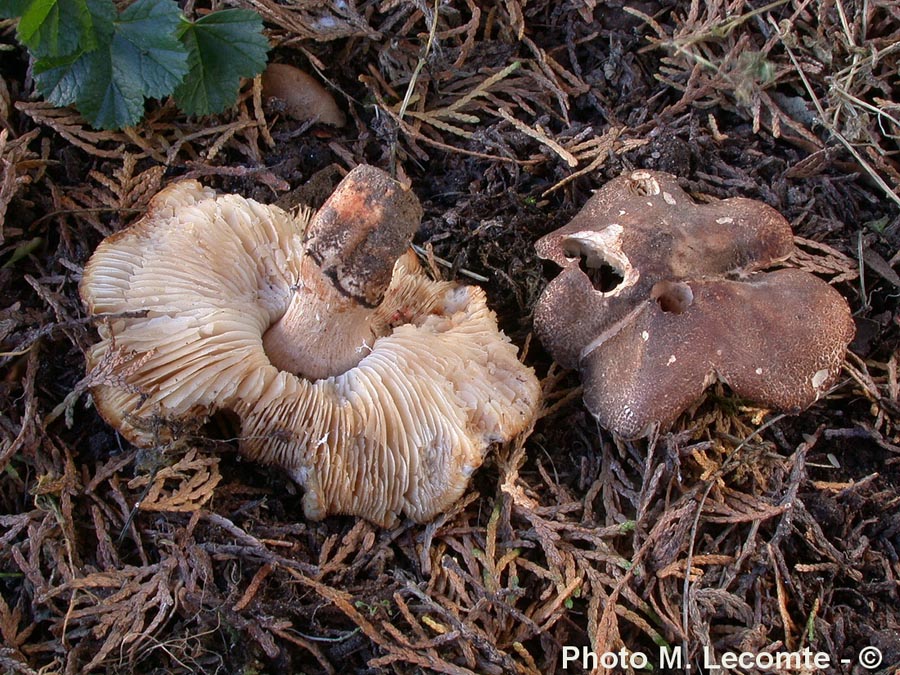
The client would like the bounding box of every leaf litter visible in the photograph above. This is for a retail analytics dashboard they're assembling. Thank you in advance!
[1,0,900,673]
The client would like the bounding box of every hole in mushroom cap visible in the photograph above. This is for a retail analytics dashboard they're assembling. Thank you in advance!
[651,280,694,314]
[581,258,625,293]
[629,171,661,196]
[562,240,625,292]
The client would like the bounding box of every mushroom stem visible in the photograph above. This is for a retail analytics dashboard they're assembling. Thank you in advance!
[304,165,423,307]
[262,257,383,380]
[262,165,423,380]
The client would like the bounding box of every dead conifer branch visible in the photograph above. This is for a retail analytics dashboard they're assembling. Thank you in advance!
[0,129,42,245]
[126,449,221,512]
[772,17,900,208]
[496,108,578,167]
[397,61,524,138]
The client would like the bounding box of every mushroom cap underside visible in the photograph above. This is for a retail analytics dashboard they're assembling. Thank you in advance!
[81,178,540,526]
[235,278,539,525]
[574,269,856,439]
[81,179,304,436]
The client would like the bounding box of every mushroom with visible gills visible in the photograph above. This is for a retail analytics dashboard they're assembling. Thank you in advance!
[80,166,541,526]
[534,169,855,439]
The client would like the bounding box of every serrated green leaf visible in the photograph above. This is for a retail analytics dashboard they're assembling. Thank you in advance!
[37,35,149,129]
[18,0,92,57]
[34,50,88,106]
[173,9,268,115]
[115,0,188,98]
[36,0,190,129]
[23,0,264,129]
[32,0,115,106]
[16,0,54,46]
[74,46,146,128]
[85,0,115,42]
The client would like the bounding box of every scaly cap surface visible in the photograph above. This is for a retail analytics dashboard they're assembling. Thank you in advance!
[534,170,855,438]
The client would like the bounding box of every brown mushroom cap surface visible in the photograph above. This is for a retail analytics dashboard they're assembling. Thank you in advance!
[261,63,346,127]
[534,170,855,439]
[81,169,540,526]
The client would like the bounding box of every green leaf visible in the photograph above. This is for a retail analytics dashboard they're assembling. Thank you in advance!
[19,0,265,129]
[74,45,147,128]
[33,50,88,106]
[37,36,157,129]
[0,0,31,19]
[17,0,92,57]
[37,0,189,129]
[84,0,114,42]
[32,0,114,105]
[115,0,188,98]
[173,9,268,115]
[865,216,890,233]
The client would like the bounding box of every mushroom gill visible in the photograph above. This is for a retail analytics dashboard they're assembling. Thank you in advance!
[80,168,541,526]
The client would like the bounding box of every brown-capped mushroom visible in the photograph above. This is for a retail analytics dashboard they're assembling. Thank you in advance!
[534,170,855,439]
[261,63,346,127]
[80,166,540,526]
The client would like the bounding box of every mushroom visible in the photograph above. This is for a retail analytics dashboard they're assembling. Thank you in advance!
[534,170,855,439]
[261,63,346,127]
[80,166,540,526]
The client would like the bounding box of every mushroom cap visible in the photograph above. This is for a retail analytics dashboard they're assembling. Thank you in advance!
[81,179,299,442]
[581,270,855,438]
[81,175,540,526]
[534,169,855,438]
[235,253,538,523]
[261,62,346,127]
[535,170,796,369]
